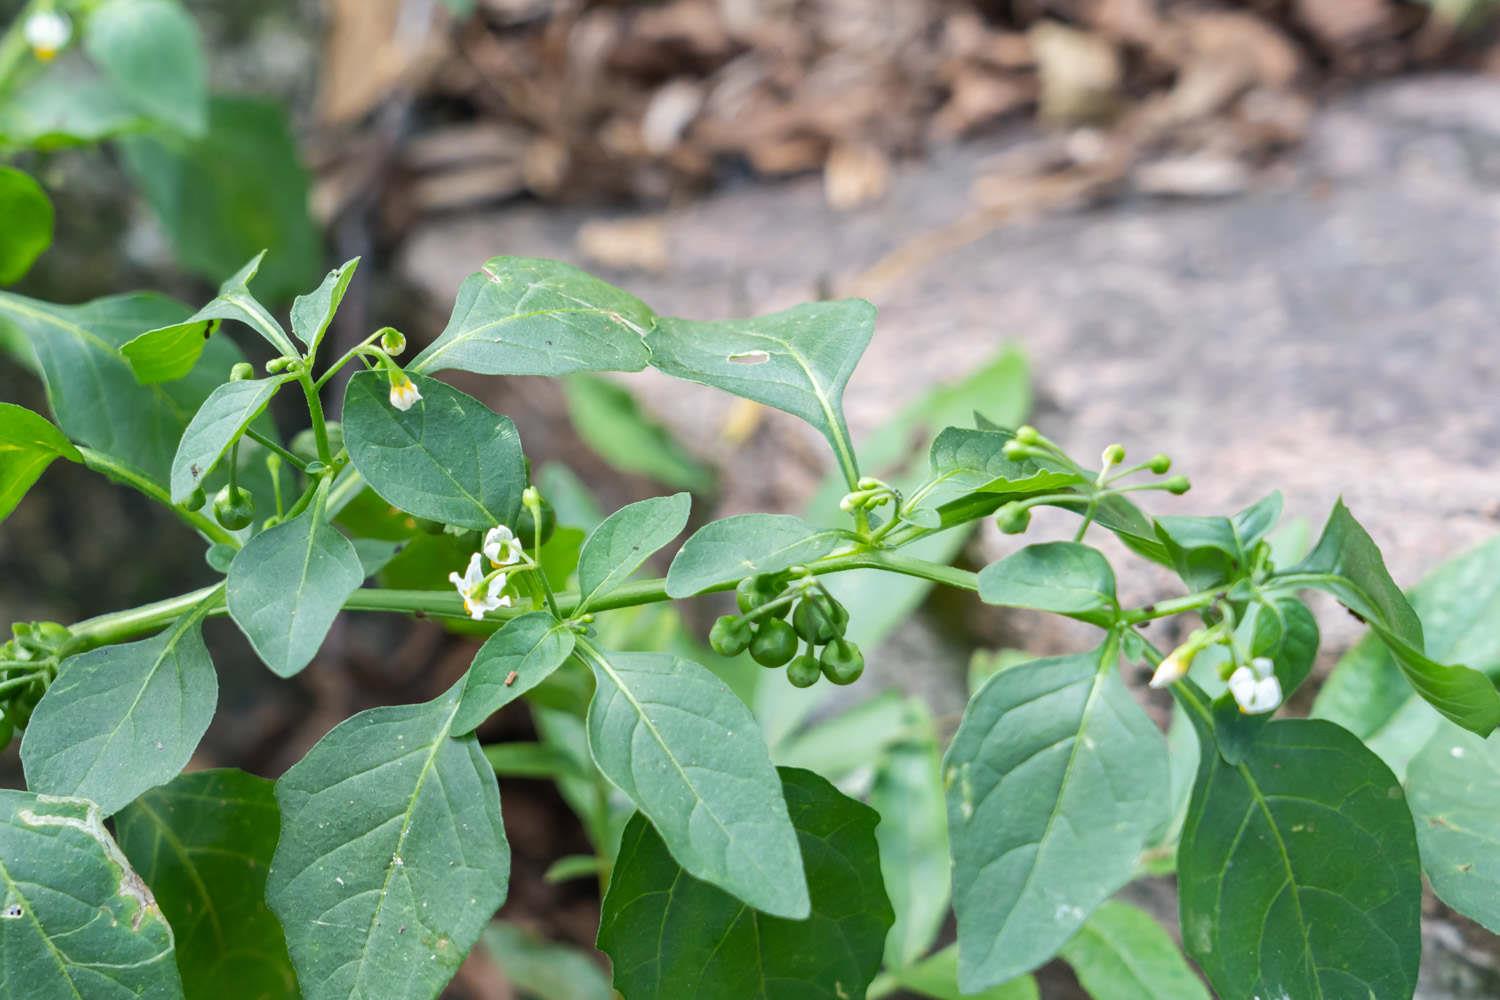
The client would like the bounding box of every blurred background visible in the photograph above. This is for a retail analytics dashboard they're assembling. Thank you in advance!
[5,0,1500,996]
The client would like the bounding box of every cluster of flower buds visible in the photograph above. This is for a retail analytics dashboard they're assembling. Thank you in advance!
[709,570,863,688]
[839,477,900,517]
[0,621,72,740]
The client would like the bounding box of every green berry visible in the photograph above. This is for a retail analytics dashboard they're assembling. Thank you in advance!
[212,485,255,530]
[995,502,1031,535]
[787,654,821,688]
[820,638,865,685]
[515,496,556,547]
[709,615,753,657]
[793,594,841,644]
[183,486,207,511]
[736,575,787,619]
[749,618,798,668]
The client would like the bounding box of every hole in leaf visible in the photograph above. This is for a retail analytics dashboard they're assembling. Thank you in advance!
[1,905,22,919]
[728,350,770,365]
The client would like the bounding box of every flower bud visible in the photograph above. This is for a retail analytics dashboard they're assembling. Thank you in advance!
[1148,453,1172,474]
[1149,644,1197,688]
[522,486,541,510]
[1164,475,1191,495]
[995,501,1031,535]
[379,327,407,355]
[1101,443,1126,467]
[388,372,422,411]
[265,357,292,374]
[24,11,71,61]
[229,362,255,382]
[1015,425,1041,445]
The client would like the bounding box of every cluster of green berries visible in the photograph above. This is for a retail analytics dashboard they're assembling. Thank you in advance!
[0,621,71,746]
[709,573,864,688]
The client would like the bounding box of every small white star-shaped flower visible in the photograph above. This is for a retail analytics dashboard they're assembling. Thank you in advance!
[1228,656,1281,715]
[448,553,510,620]
[389,373,422,411]
[25,11,71,60]
[482,525,524,567]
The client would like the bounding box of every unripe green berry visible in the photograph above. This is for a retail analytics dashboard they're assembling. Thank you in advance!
[736,575,787,619]
[709,615,753,657]
[1148,453,1172,474]
[995,502,1031,535]
[212,485,255,530]
[183,485,207,511]
[786,654,821,688]
[793,594,841,645]
[229,361,255,382]
[749,618,798,668]
[820,638,865,685]
[1164,475,1191,495]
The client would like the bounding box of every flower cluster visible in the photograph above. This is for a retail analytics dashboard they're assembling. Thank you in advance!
[448,525,524,620]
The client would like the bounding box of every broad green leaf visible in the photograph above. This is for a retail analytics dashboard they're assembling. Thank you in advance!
[1407,728,1500,931]
[0,166,53,284]
[582,646,808,917]
[773,690,920,779]
[481,922,611,1000]
[266,686,509,1000]
[563,373,714,491]
[1314,536,1500,777]
[0,72,147,148]
[575,492,690,612]
[871,702,950,967]
[977,541,1118,627]
[343,370,526,530]
[1177,707,1421,999]
[1057,901,1208,1000]
[926,425,1081,504]
[291,258,359,354]
[944,643,1168,991]
[124,253,294,383]
[410,256,653,376]
[646,300,873,482]
[452,612,576,736]
[121,98,320,301]
[21,610,216,817]
[597,768,890,998]
[226,500,365,677]
[666,513,842,598]
[0,290,237,484]
[1155,492,1282,591]
[0,791,183,998]
[1287,500,1500,737]
[882,945,1037,1000]
[114,769,296,997]
[0,403,80,522]
[84,0,207,137]
[169,374,292,503]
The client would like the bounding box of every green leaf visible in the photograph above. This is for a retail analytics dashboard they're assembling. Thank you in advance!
[562,373,713,491]
[773,690,919,779]
[169,374,292,503]
[883,945,1037,1000]
[1314,536,1500,777]
[1208,596,1320,764]
[597,768,890,998]
[978,541,1118,627]
[410,256,653,376]
[870,701,950,967]
[1177,708,1421,999]
[225,500,365,677]
[0,791,183,998]
[944,642,1168,991]
[123,252,295,383]
[21,610,216,817]
[266,686,509,1000]
[1155,492,1282,591]
[0,290,236,484]
[291,258,360,354]
[1406,727,1500,932]
[343,370,527,530]
[481,922,612,1000]
[1057,901,1208,1000]
[120,97,320,301]
[646,300,874,483]
[581,646,808,917]
[575,493,690,612]
[114,769,296,998]
[1287,499,1500,737]
[0,403,81,522]
[666,513,841,598]
[83,0,207,137]
[452,612,577,736]
[482,742,584,781]
[927,426,1081,500]
[0,166,53,284]
[0,72,147,149]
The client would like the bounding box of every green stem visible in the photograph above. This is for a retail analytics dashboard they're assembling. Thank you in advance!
[244,427,309,472]
[1118,586,1226,625]
[69,584,226,651]
[314,333,384,390]
[297,373,333,466]
[77,448,237,547]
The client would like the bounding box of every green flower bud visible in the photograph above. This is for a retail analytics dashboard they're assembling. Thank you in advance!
[379,327,407,355]
[1015,425,1041,445]
[820,638,865,685]
[265,357,293,374]
[304,460,329,476]
[1101,443,1126,466]
[749,619,798,668]
[995,501,1031,535]
[1148,453,1171,474]
[786,654,821,688]
[515,495,556,547]
[709,615,753,657]
[212,484,256,530]
[229,362,255,382]
[1164,475,1191,495]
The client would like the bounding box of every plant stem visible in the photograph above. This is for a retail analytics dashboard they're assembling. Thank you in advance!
[244,427,309,471]
[69,584,226,650]
[76,448,237,547]
[297,372,333,465]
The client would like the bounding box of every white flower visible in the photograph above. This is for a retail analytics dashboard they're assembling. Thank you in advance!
[483,525,524,567]
[1228,657,1281,715]
[448,553,510,620]
[389,374,421,411]
[24,11,71,60]
[1149,649,1190,689]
